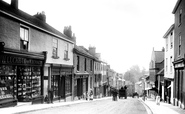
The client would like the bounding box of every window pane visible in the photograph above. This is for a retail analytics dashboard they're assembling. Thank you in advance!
[20,28,24,40]
[24,29,29,41]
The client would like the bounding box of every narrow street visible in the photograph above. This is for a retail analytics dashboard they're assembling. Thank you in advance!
[21,97,147,114]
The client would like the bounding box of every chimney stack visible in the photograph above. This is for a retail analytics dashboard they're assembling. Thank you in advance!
[11,0,18,9]
[33,11,46,22]
[89,46,96,55]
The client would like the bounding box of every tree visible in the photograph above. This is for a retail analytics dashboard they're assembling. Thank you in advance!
[123,65,148,83]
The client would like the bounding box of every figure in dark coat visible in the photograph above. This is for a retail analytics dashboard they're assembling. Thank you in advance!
[112,88,118,101]
[49,89,54,103]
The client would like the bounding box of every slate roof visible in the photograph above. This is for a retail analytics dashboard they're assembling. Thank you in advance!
[0,0,74,42]
[74,45,94,59]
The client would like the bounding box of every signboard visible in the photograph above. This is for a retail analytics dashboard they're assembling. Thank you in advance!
[0,54,43,66]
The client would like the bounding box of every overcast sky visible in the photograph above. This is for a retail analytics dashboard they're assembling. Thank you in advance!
[4,0,177,73]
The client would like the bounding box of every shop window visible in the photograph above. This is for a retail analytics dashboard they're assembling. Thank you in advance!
[20,27,29,51]
[64,43,69,60]
[52,38,59,59]
[0,65,16,100]
[17,66,41,102]
[51,75,59,98]
[65,74,72,95]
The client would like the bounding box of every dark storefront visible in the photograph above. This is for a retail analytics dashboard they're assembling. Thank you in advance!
[74,74,88,99]
[173,58,185,108]
[0,48,46,108]
[164,78,173,104]
[51,65,73,101]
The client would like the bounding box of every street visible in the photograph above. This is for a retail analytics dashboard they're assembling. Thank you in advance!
[21,97,147,114]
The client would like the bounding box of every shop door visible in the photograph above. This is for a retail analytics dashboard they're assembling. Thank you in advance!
[86,78,88,92]
[60,76,65,99]
[77,79,81,97]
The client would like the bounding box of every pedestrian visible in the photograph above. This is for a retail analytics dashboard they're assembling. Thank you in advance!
[89,90,93,100]
[44,95,49,104]
[49,88,54,103]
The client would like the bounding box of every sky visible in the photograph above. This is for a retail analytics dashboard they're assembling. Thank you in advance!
[4,0,177,73]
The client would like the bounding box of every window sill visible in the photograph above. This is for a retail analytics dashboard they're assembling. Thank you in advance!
[64,58,70,61]
[52,56,59,59]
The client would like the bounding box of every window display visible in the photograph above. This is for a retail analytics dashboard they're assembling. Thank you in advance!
[17,66,41,102]
[0,65,16,100]
[51,75,59,98]
[65,73,72,95]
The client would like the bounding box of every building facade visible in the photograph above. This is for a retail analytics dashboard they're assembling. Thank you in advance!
[149,48,164,98]
[172,0,185,108]
[163,24,175,104]
[73,45,94,100]
[0,0,75,107]
[0,0,47,107]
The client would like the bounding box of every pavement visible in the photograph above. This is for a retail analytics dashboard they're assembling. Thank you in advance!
[1,97,185,114]
[140,97,185,114]
[0,97,111,114]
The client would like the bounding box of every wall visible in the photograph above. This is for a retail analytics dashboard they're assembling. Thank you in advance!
[164,29,174,79]
[174,0,185,61]
[30,28,74,65]
[0,16,20,49]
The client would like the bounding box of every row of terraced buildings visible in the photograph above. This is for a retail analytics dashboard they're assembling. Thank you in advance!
[0,0,124,108]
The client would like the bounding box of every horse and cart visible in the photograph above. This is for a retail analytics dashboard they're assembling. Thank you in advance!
[111,86,127,101]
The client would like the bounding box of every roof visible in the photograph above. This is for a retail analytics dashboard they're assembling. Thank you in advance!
[172,0,182,14]
[74,45,94,59]
[163,24,174,38]
[0,0,74,43]
[154,51,164,63]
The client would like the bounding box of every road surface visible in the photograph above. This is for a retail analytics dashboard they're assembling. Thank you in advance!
[21,97,148,114]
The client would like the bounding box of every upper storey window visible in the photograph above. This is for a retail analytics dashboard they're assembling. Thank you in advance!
[20,27,29,50]
[52,38,58,59]
[179,9,182,26]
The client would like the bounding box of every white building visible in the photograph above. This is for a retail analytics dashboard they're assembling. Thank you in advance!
[163,24,174,104]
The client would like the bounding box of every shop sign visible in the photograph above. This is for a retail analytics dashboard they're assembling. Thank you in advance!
[0,94,13,99]
[174,63,184,68]
[0,55,42,66]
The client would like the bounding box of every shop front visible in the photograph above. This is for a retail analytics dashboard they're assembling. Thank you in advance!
[50,65,73,102]
[74,73,89,100]
[173,58,185,108]
[0,48,46,108]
